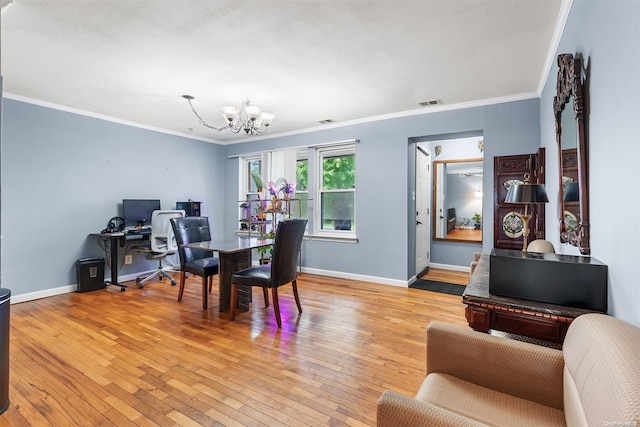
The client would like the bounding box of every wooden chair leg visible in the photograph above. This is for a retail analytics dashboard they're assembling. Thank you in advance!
[272,287,282,328]
[201,276,208,309]
[263,287,269,307]
[208,275,213,293]
[292,279,302,314]
[177,271,186,302]
[230,284,238,321]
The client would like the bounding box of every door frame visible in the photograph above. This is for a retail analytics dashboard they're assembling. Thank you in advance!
[415,144,431,276]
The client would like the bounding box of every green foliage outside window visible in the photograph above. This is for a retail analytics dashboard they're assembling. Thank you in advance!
[249,160,262,192]
[321,154,355,231]
[296,159,308,191]
[322,155,355,189]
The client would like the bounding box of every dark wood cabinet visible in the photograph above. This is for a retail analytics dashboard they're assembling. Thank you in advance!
[493,149,545,250]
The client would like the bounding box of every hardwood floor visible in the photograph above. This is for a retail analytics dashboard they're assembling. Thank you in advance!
[421,267,470,285]
[0,270,468,426]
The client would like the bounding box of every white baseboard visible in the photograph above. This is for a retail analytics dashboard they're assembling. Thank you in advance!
[10,285,78,304]
[10,268,414,304]
[9,271,158,304]
[301,267,409,288]
[429,263,471,273]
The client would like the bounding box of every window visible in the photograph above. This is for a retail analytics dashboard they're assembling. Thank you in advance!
[242,154,263,197]
[238,142,356,241]
[294,150,309,220]
[316,144,356,235]
[239,154,264,233]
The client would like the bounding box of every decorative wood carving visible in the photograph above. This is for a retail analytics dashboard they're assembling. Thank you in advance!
[553,53,590,254]
[493,150,545,250]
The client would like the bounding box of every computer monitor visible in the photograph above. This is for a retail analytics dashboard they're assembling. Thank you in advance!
[122,199,161,228]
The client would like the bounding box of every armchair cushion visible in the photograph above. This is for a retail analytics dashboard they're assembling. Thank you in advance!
[426,322,564,409]
[415,373,564,426]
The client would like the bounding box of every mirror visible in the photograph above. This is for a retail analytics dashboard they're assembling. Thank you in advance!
[433,158,483,243]
[554,53,590,254]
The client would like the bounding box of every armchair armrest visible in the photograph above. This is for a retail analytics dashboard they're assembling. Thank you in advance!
[377,390,486,427]
[426,322,564,409]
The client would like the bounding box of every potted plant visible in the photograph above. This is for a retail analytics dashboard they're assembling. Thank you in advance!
[257,244,273,264]
[472,213,482,230]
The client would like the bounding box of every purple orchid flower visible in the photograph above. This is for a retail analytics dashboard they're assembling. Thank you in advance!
[284,181,298,194]
[268,182,278,196]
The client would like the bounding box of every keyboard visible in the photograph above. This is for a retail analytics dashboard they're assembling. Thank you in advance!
[126,228,151,236]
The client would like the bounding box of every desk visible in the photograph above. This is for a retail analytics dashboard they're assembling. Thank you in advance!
[183,238,273,312]
[91,232,148,292]
[462,254,602,343]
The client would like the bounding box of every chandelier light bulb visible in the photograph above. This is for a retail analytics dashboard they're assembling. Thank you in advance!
[244,104,261,121]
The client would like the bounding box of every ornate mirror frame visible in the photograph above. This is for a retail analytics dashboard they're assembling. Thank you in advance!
[553,53,590,254]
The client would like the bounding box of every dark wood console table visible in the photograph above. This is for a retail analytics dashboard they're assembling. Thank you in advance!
[462,254,603,343]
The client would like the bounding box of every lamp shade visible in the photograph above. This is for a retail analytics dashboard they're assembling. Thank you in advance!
[564,182,579,202]
[259,112,275,126]
[244,104,261,120]
[505,183,549,204]
[222,106,238,122]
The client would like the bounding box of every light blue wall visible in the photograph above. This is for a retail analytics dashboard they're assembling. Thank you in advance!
[223,99,540,280]
[540,0,640,326]
[1,98,224,297]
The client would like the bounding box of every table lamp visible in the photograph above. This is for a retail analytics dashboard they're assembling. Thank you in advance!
[505,173,549,251]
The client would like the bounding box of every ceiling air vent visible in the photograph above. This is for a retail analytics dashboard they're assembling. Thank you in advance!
[419,99,440,107]
[317,118,336,124]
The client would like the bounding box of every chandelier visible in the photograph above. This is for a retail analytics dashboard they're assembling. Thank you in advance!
[182,95,275,135]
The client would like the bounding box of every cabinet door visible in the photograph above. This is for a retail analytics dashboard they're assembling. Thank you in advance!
[493,148,545,250]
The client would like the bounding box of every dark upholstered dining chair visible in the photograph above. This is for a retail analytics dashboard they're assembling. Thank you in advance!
[230,218,307,328]
[170,216,219,309]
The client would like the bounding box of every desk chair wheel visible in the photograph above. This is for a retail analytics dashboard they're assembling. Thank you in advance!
[120,287,126,293]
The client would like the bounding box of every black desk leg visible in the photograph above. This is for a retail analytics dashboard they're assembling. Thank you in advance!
[105,236,127,292]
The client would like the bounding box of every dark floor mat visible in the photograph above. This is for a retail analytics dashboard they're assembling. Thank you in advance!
[409,280,465,296]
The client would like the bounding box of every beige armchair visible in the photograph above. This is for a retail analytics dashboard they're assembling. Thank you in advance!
[377,314,640,426]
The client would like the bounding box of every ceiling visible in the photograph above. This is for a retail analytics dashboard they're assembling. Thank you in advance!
[1,0,564,144]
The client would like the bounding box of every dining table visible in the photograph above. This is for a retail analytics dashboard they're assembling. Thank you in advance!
[183,237,273,312]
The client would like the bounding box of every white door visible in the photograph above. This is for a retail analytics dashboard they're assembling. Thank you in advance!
[415,146,431,276]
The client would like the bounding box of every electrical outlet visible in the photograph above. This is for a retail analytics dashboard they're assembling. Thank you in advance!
[124,255,133,265]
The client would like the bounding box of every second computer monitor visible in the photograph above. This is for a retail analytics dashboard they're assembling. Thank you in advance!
[122,199,161,228]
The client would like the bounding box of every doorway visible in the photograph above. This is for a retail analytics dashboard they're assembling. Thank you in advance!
[412,134,484,273]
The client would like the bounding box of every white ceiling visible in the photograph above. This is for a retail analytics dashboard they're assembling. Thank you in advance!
[1,0,564,144]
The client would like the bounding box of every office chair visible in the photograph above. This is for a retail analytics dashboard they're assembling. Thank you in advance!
[230,219,307,328]
[135,210,186,288]
[170,216,219,309]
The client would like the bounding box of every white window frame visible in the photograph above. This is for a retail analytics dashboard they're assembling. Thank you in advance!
[313,143,357,241]
[237,142,357,243]
[293,149,309,220]
[240,153,265,202]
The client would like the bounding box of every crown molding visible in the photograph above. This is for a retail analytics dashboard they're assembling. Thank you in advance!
[4,90,539,146]
[2,92,223,144]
